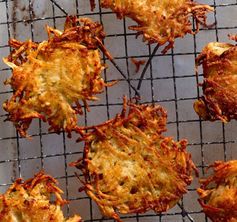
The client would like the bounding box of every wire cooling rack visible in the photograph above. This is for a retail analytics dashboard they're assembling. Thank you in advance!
[0,0,237,221]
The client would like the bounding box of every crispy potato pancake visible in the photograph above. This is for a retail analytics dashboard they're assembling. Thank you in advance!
[3,16,112,137]
[197,160,237,222]
[90,0,213,53]
[194,39,237,122]
[0,172,81,222]
[71,100,197,221]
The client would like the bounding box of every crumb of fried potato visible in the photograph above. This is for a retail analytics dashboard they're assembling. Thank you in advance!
[3,16,112,138]
[90,0,213,53]
[71,98,197,221]
[197,160,237,222]
[194,37,237,122]
[131,58,146,73]
[0,172,81,222]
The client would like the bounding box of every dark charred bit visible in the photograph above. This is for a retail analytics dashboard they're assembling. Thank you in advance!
[12,0,19,38]
[90,0,96,11]
[29,0,36,19]
[11,0,37,32]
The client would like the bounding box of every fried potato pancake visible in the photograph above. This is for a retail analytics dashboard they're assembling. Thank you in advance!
[197,160,237,222]
[71,100,196,221]
[194,40,237,122]
[0,172,81,222]
[3,16,111,137]
[90,0,213,53]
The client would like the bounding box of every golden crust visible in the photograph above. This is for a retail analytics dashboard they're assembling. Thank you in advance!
[197,160,237,222]
[91,0,213,53]
[194,40,237,122]
[3,16,112,137]
[0,172,81,222]
[71,99,197,221]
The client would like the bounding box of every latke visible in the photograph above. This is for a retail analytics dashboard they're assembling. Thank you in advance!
[90,0,213,53]
[0,172,81,222]
[3,16,111,137]
[71,99,196,221]
[194,38,237,122]
[197,160,237,222]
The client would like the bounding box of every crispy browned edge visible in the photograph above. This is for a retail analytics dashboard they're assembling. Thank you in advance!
[3,16,114,138]
[0,171,82,221]
[89,0,213,53]
[70,98,197,221]
[6,15,112,70]
[197,161,237,222]
[194,36,237,122]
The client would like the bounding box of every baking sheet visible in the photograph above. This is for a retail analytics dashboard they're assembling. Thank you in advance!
[0,0,237,221]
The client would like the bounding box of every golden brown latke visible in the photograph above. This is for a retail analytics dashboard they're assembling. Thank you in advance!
[71,99,197,221]
[90,0,213,53]
[194,38,237,122]
[0,172,81,222]
[197,160,237,222]
[3,16,113,137]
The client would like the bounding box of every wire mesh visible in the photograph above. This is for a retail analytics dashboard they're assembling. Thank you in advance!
[0,0,237,221]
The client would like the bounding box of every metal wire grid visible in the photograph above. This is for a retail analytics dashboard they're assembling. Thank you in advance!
[0,0,237,221]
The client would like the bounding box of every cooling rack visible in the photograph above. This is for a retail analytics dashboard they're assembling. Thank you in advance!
[0,0,237,221]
